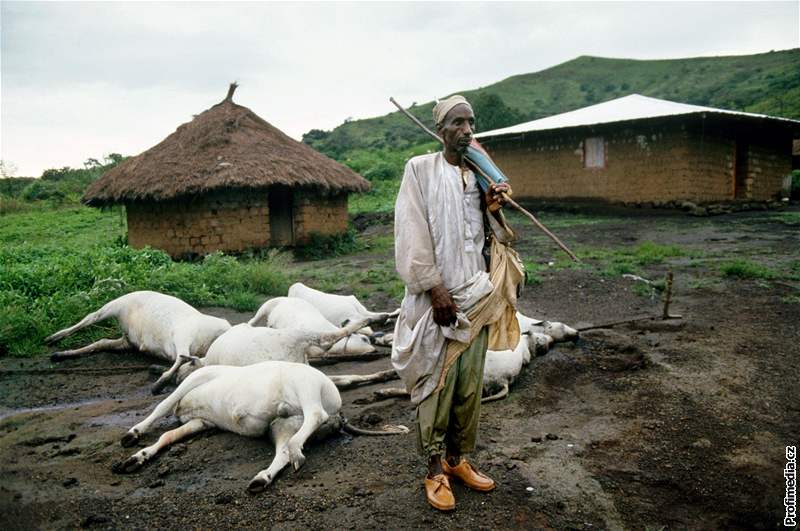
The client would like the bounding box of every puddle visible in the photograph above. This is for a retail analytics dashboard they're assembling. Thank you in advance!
[0,387,155,423]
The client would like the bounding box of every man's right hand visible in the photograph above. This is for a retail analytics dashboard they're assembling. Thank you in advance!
[429,284,458,326]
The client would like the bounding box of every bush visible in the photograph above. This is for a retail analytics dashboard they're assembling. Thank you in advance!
[21,180,68,202]
[791,169,800,199]
[11,154,127,206]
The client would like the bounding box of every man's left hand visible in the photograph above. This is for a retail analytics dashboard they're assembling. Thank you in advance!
[486,183,512,212]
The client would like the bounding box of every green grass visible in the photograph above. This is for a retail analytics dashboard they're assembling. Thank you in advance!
[294,229,364,261]
[346,142,438,215]
[0,206,291,357]
[295,260,404,301]
[565,241,692,278]
[782,294,800,304]
[719,260,778,280]
[349,179,401,215]
[0,206,127,248]
[522,261,546,285]
[769,212,800,225]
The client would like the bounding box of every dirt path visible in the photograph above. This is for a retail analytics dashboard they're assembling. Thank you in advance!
[1,209,798,529]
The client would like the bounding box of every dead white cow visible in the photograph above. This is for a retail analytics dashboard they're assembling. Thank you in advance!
[481,331,553,402]
[516,312,578,342]
[372,331,554,404]
[177,317,398,388]
[249,297,378,355]
[113,361,408,491]
[45,291,231,393]
[321,311,579,404]
[287,282,399,335]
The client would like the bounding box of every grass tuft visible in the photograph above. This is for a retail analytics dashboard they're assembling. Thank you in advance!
[720,260,777,280]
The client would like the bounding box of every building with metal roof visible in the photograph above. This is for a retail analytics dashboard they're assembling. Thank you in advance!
[476,95,799,204]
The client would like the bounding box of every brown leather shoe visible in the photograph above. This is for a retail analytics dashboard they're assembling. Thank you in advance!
[442,457,496,492]
[424,473,455,511]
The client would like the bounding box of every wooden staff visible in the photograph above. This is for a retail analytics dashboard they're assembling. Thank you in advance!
[389,97,580,262]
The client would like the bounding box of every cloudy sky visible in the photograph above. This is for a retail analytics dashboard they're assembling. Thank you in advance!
[2,1,798,177]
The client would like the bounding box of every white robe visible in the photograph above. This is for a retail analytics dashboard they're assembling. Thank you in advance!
[391,152,512,404]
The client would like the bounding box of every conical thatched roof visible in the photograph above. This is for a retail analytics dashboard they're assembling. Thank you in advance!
[84,85,370,205]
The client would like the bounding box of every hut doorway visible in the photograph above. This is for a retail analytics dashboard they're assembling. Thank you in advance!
[734,141,749,199]
[269,186,295,246]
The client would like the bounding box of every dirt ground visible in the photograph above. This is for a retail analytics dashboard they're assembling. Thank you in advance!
[1,207,798,530]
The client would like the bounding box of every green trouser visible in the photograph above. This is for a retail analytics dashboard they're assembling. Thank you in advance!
[416,327,489,457]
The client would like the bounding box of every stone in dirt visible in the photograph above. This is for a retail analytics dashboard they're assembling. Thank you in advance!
[82,514,110,527]
[214,493,234,505]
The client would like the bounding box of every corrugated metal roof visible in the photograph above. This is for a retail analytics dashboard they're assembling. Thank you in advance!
[476,94,800,138]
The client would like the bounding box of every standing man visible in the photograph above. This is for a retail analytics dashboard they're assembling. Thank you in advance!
[392,95,522,511]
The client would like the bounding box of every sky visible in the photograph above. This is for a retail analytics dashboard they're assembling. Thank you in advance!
[1,1,798,177]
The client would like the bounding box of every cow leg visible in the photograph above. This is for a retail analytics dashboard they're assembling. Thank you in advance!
[284,406,329,471]
[121,368,221,447]
[50,337,131,362]
[150,353,189,395]
[113,418,210,473]
[481,382,510,403]
[45,303,118,344]
[247,416,304,493]
[353,387,410,404]
[328,369,399,390]
[374,387,409,399]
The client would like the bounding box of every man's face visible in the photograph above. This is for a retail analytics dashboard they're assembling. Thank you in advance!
[438,104,475,155]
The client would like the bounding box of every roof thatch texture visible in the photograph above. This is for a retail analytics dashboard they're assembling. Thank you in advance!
[84,87,370,205]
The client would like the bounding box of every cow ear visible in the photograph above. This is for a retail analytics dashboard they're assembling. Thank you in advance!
[341,319,351,327]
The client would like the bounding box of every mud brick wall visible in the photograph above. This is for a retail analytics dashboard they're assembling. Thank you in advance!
[293,192,348,244]
[483,121,698,203]
[746,142,792,200]
[126,190,270,257]
[682,130,736,202]
[687,121,792,202]
[482,117,792,204]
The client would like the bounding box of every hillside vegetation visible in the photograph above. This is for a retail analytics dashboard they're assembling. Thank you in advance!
[304,49,800,156]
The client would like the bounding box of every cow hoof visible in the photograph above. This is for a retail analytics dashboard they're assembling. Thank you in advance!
[290,453,306,471]
[121,432,139,448]
[112,456,142,474]
[247,477,268,494]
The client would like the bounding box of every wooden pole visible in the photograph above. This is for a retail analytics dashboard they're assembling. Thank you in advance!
[389,97,579,262]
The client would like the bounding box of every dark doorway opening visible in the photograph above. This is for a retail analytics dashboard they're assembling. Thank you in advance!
[269,186,294,246]
[734,141,749,199]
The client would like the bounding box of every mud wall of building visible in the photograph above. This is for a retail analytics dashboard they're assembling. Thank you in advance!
[686,120,792,202]
[743,141,792,201]
[293,192,349,244]
[483,121,698,203]
[482,117,791,204]
[126,190,270,257]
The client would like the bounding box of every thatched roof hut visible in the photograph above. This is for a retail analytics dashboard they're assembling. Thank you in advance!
[85,84,369,257]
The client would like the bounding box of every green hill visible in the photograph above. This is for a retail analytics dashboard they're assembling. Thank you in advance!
[304,49,800,157]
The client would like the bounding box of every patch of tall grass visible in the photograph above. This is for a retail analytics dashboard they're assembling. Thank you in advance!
[719,260,778,280]
[0,240,290,357]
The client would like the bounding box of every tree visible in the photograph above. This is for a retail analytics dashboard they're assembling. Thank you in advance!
[470,92,525,132]
[302,128,330,146]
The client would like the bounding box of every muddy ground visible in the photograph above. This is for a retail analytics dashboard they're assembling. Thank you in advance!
[1,207,798,530]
